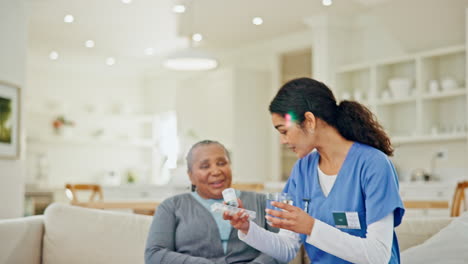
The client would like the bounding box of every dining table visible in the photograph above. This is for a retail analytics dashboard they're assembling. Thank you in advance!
[403,200,449,209]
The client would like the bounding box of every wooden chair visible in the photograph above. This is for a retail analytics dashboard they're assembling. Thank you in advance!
[65,184,103,203]
[65,183,157,215]
[450,181,468,217]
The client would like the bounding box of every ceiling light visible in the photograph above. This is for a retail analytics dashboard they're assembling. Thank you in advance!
[49,51,59,60]
[192,33,203,42]
[165,1,217,71]
[64,15,74,23]
[106,57,116,66]
[252,17,263,25]
[163,49,218,71]
[85,40,95,48]
[322,0,332,6]
[121,0,132,4]
[173,5,186,13]
[145,48,155,56]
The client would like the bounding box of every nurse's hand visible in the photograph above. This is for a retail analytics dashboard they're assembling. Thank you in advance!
[266,201,315,235]
[223,199,250,234]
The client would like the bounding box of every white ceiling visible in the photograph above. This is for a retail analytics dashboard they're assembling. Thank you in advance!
[26,0,379,61]
[175,0,365,48]
[27,0,187,59]
[26,0,468,66]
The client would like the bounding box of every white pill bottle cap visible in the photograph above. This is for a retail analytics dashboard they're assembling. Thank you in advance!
[222,188,238,207]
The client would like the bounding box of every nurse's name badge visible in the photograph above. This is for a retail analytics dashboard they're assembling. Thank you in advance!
[332,212,361,229]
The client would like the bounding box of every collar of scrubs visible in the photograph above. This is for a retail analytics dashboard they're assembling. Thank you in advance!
[313,143,356,199]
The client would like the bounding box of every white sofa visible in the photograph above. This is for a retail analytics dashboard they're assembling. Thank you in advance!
[399,213,468,264]
[0,203,153,264]
[0,203,466,264]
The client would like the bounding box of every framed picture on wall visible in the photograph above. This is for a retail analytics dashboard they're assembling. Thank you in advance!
[0,81,20,159]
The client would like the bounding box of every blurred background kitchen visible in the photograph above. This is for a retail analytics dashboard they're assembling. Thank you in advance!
[1,0,468,219]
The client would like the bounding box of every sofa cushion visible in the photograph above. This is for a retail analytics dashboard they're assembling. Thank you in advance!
[0,215,44,264]
[396,217,453,251]
[43,203,153,264]
[401,212,468,264]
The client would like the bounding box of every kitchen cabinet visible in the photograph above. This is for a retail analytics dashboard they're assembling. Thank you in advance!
[335,45,467,145]
[400,182,455,217]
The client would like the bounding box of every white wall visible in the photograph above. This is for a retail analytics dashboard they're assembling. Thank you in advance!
[24,53,150,187]
[0,0,27,218]
[232,69,271,182]
[176,69,234,148]
[144,67,272,183]
[143,74,178,114]
[364,0,468,54]
[219,30,315,181]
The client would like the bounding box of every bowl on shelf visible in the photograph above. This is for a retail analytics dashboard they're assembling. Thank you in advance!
[388,78,411,99]
[441,78,457,91]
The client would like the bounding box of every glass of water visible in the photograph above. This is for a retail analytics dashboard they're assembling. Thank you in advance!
[265,192,293,225]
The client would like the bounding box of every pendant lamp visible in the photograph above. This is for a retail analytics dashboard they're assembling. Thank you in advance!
[163,0,218,71]
[163,47,218,71]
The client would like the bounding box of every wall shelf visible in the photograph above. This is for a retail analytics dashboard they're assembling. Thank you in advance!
[27,110,155,124]
[392,133,467,145]
[421,88,466,100]
[376,96,417,106]
[25,107,156,150]
[27,136,155,148]
[336,44,467,146]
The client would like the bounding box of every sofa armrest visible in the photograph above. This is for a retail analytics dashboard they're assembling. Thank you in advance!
[396,217,453,251]
[0,215,44,264]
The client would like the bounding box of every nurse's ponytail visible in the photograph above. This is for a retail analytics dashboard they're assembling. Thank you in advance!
[336,100,393,156]
[269,77,394,156]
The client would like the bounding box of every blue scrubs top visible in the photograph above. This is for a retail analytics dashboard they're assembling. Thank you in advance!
[283,142,405,264]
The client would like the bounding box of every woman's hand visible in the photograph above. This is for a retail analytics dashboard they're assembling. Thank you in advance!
[223,198,250,234]
[266,201,315,235]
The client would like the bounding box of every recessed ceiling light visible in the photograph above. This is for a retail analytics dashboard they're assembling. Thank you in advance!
[192,33,203,42]
[106,57,116,66]
[49,51,59,60]
[145,48,155,56]
[322,0,332,6]
[85,40,95,48]
[173,5,186,13]
[64,14,74,23]
[121,0,132,3]
[252,17,263,25]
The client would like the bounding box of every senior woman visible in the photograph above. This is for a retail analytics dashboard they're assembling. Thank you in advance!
[145,140,284,264]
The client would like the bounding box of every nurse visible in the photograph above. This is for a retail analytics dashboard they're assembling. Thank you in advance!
[224,77,405,264]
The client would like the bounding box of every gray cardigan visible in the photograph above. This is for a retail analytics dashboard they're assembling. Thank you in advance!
[145,191,285,264]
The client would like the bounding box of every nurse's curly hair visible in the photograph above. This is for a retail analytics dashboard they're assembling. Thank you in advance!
[269,77,394,156]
